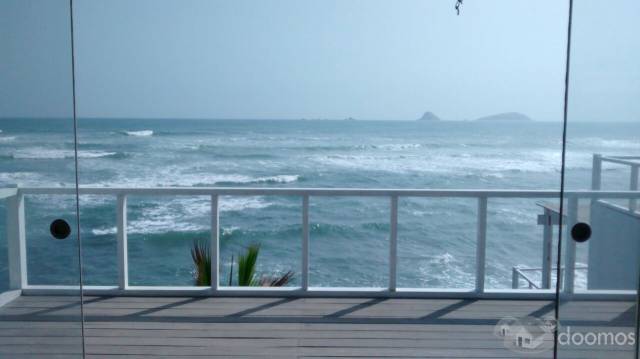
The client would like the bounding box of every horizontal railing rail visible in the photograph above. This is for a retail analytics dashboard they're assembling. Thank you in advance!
[4,186,640,300]
[593,153,640,211]
[512,265,588,290]
[16,186,640,198]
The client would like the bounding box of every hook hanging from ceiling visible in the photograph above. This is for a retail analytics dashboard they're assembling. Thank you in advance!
[455,0,463,16]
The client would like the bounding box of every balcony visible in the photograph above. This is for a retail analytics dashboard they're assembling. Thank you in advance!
[0,155,638,357]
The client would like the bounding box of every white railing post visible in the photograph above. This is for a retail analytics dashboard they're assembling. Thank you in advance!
[211,195,219,291]
[541,208,553,289]
[301,195,310,291]
[116,194,128,289]
[563,196,578,294]
[591,154,602,190]
[629,165,638,212]
[512,267,520,289]
[475,196,488,293]
[389,195,398,292]
[6,192,26,289]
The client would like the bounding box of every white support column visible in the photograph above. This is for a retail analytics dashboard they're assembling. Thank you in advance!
[6,193,26,290]
[629,165,638,212]
[116,194,128,290]
[541,208,553,289]
[475,196,488,293]
[211,195,220,291]
[591,153,602,190]
[563,196,578,294]
[389,195,398,292]
[301,195,310,291]
[512,267,520,289]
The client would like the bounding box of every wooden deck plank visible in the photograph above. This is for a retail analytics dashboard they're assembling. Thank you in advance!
[0,295,635,358]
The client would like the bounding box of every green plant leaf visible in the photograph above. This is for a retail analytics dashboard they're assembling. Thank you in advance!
[190,240,211,286]
[237,243,260,286]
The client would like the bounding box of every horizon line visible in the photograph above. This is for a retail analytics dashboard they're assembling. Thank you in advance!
[2,116,631,123]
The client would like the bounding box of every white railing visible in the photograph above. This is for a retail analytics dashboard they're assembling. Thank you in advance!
[592,154,640,211]
[511,265,588,290]
[3,186,640,300]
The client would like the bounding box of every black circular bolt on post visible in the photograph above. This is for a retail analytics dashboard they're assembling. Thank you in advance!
[50,219,72,240]
[571,222,591,243]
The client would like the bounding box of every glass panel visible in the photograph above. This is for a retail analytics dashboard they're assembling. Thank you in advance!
[219,195,301,288]
[310,197,388,288]
[0,0,83,357]
[72,0,568,357]
[557,0,640,357]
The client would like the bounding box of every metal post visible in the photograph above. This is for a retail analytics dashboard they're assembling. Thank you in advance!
[116,194,128,289]
[591,153,602,190]
[389,196,398,292]
[6,193,26,289]
[563,197,578,294]
[541,209,553,289]
[476,197,488,293]
[301,195,310,291]
[211,195,219,291]
[630,165,638,212]
[512,267,520,289]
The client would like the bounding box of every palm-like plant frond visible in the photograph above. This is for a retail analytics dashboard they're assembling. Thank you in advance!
[191,240,211,286]
[259,270,295,287]
[192,240,295,287]
[237,243,260,286]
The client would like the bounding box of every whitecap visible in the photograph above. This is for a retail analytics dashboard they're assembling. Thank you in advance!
[0,171,51,187]
[375,143,423,150]
[248,175,300,184]
[12,148,119,159]
[220,196,270,211]
[90,169,301,187]
[0,136,15,142]
[83,197,272,236]
[123,130,154,137]
[12,149,69,159]
[91,227,117,236]
[221,226,240,236]
[571,137,640,150]
[78,151,119,158]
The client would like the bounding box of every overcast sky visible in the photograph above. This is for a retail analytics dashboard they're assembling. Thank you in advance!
[1,0,638,121]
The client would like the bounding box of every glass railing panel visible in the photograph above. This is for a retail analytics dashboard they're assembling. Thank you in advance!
[218,195,301,288]
[397,197,476,290]
[310,197,389,288]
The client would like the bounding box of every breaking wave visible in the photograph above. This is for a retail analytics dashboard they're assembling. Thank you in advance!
[122,130,154,137]
[11,149,123,159]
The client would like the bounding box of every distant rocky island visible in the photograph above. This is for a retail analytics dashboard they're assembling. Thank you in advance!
[475,112,532,122]
[417,111,441,121]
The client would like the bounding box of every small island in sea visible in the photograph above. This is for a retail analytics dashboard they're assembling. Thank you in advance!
[475,112,532,122]
[417,111,441,121]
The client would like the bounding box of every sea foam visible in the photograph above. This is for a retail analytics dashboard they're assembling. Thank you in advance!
[123,130,154,137]
[11,149,119,159]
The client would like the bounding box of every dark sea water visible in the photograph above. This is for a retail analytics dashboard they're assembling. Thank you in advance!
[0,118,638,291]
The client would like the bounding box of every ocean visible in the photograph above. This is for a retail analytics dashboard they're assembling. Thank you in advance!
[0,118,638,291]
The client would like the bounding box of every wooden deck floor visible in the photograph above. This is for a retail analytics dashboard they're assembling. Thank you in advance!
[0,295,636,358]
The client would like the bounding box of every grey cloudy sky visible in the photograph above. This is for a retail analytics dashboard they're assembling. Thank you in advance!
[1,0,638,121]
